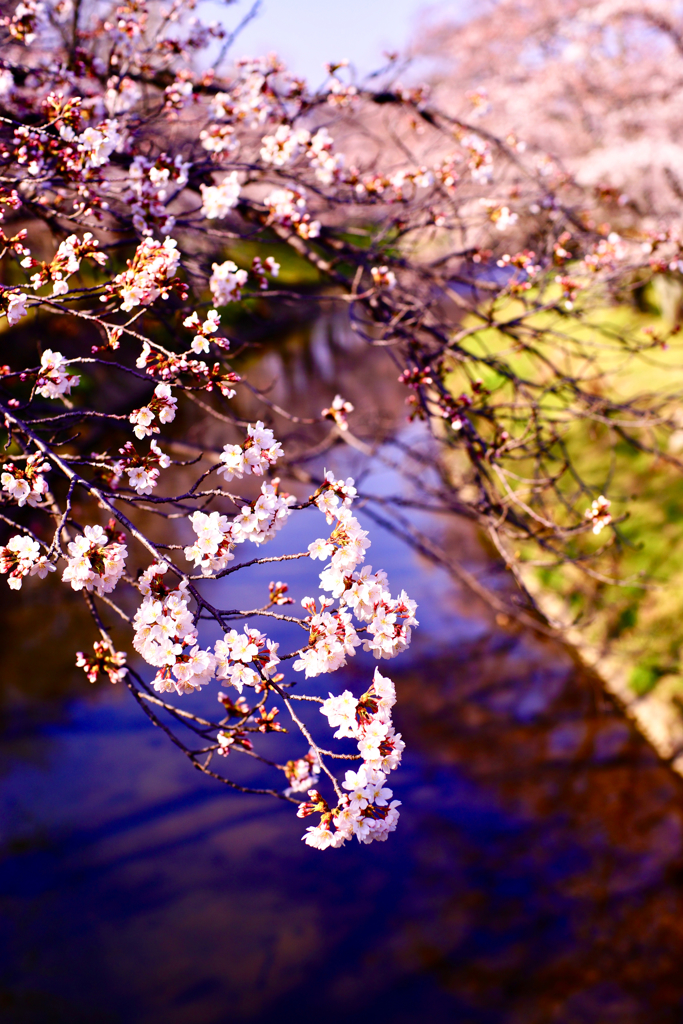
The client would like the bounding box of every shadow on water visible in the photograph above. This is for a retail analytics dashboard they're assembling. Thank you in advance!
[1,313,683,1023]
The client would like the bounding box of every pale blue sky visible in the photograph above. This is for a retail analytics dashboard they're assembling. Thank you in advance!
[212,0,466,84]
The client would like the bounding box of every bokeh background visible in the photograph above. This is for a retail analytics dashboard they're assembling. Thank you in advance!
[3,3,683,1023]
[214,0,464,83]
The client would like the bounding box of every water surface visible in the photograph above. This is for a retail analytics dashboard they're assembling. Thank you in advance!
[1,317,682,1023]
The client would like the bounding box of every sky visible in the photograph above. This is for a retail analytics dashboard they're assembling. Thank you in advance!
[209,0,466,85]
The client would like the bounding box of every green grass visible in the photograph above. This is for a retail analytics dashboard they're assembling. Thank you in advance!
[443,282,683,699]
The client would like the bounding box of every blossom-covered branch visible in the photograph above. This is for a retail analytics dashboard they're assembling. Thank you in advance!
[0,0,680,847]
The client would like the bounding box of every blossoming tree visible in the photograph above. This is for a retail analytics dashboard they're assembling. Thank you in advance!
[0,0,679,847]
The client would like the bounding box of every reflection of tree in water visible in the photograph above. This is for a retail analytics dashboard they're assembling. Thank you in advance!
[379,631,683,1023]
[2,315,683,1022]
[0,574,101,704]
[2,616,683,1022]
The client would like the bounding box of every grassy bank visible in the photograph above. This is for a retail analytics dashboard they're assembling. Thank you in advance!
[443,283,683,702]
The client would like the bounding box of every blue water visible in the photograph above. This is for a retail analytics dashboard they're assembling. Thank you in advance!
[1,497,683,1023]
[2,330,683,1023]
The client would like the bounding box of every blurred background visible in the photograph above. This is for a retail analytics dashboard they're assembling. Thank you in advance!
[3,2,683,1022]
[213,0,466,83]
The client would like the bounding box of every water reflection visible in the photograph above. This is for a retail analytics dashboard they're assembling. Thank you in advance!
[2,550,683,1022]
[1,315,683,1023]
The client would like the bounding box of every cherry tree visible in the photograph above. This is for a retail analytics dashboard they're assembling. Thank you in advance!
[418,0,683,218]
[0,0,678,847]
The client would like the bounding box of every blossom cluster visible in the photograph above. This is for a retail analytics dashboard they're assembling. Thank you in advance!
[296,478,418,677]
[214,627,280,692]
[284,749,321,795]
[24,232,107,296]
[260,125,344,185]
[126,153,190,236]
[200,122,238,158]
[129,383,177,440]
[1,453,50,507]
[3,291,29,327]
[76,639,128,684]
[184,481,294,576]
[182,309,223,354]
[585,495,612,535]
[132,562,285,697]
[0,533,54,589]
[231,482,295,546]
[264,189,321,240]
[121,455,410,848]
[205,54,305,130]
[184,510,235,575]
[321,394,354,431]
[11,112,121,180]
[133,340,239,396]
[217,421,284,482]
[210,260,248,304]
[114,439,171,495]
[62,522,127,596]
[76,120,122,170]
[200,171,241,219]
[300,668,404,849]
[36,350,80,400]
[461,132,494,184]
[133,562,214,695]
[293,601,361,677]
[113,237,180,311]
[370,266,396,290]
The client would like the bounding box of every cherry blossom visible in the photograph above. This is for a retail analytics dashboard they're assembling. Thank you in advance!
[133,566,216,695]
[5,291,29,326]
[36,350,80,399]
[113,237,180,311]
[230,481,294,545]
[183,308,223,353]
[76,640,128,684]
[263,188,320,240]
[129,383,177,439]
[214,627,280,692]
[126,154,190,236]
[260,124,310,166]
[115,439,170,495]
[217,421,284,482]
[585,495,612,535]
[184,510,235,575]
[200,171,241,219]
[370,266,396,290]
[0,533,54,589]
[62,523,127,596]
[1,453,49,507]
[77,120,122,169]
[304,669,405,847]
[284,750,321,795]
[2,0,658,853]
[210,260,248,304]
[321,394,354,431]
[293,607,361,678]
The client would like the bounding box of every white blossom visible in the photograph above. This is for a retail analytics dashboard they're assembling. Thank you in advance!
[0,534,54,589]
[78,120,122,169]
[184,509,234,575]
[260,124,310,166]
[200,171,241,219]
[36,349,80,399]
[62,524,127,596]
[210,260,248,304]
[6,291,28,326]
[217,422,283,482]
[114,237,180,311]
